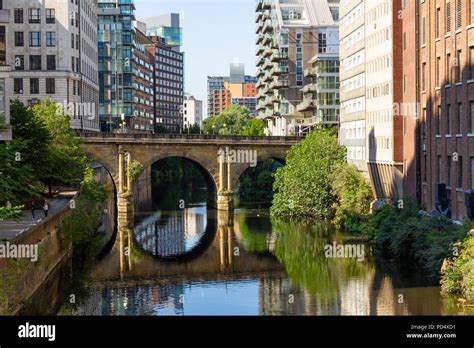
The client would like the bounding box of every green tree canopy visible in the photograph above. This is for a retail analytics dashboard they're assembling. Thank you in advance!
[270,129,347,221]
[203,105,251,135]
[240,118,265,136]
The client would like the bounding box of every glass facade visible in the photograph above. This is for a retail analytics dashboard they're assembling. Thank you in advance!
[147,26,182,47]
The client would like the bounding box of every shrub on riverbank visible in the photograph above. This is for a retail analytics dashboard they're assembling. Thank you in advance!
[367,203,471,280]
[271,129,346,220]
[270,129,372,226]
[441,232,474,301]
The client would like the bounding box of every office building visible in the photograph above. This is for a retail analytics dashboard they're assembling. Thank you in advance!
[418,0,474,219]
[0,6,11,141]
[255,0,340,135]
[8,0,99,132]
[183,93,203,128]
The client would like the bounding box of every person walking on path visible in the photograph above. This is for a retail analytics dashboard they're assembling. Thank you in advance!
[31,201,36,220]
[43,200,49,218]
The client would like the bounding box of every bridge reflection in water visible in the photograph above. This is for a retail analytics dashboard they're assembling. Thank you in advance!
[72,207,465,316]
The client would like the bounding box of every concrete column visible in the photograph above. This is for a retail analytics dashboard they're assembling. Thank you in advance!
[227,160,232,192]
[118,146,125,194]
[219,149,225,192]
[126,152,132,194]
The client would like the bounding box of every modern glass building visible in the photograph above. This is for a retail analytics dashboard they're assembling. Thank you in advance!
[98,0,136,132]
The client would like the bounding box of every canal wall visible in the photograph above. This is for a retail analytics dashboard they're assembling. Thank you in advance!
[0,165,117,315]
[0,194,76,315]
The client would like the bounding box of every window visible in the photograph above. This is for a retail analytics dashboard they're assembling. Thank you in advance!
[14,55,24,70]
[15,32,24,47]
[14,8,23,23]
[47,55,56,70]
[458,103,463,134]
[447,156,452,187]
[46,32,56,47]
[436,7,441,38]
[447,104,452,135]
[46,78,55,94]
[470,101,474,134]
[456,0,462,29]
[436,57,441,86]
[30,78,39,94]
[446,2,451,32]
[447,53,452,83]
[29,55,41,70]
[422,62,426,90]
[71,34,74,49]
[458,156,463,188]
[14,78,23,94]
[45,9,55,24]
[456,50,462,82]
[422,17,426,45]
[71,57,75,71]
[437,106,441,135]
[437,156,442,182]
[29,32,40,47]
[28,8,40,24]
[470,47,474,80]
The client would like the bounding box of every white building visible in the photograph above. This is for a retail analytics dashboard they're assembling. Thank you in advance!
[183,94,202,128]
[5,0,99,132]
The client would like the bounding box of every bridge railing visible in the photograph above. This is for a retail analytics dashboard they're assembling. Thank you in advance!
[77,132,304,142]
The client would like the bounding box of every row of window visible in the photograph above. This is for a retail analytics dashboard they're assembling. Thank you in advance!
[14,31,57,47]
[13,8,55,24]
[14,77,55,94]
[14,55,56,71]
[433,156,473,190]
[430,101,474,136]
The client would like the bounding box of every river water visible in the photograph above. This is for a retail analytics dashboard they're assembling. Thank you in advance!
[52,193,471,316]
[21,187,471,316]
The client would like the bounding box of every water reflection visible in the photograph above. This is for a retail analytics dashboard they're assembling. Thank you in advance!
[68,208,470,316]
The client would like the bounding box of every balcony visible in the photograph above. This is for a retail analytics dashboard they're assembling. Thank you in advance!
[256,55,264,66]
[297,99,317,112]
[262,19,273,33]
[271,65,289,76]
[263,72,273,82]
[301,83,316,93]
[256,68,264,77]
[262,33,272,45]
[271,50,289,62]
[256,33,264,44]
[263,45,273,57]
[304,68,317,77]
[256,0,271,12]
[256,44,264,55]
[274,80,289,89]
[256,20,264,33]
[262,59,273,71]
[0,9,9,23]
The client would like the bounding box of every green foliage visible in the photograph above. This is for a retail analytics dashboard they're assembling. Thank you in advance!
[238,159,281,206]
[331,164,374,232]
[202,105,250,135]
[61,168,107,246]
[0,206,24,221]
[127,160,144,185]
[154,124,170,134]
[367,203,470,280]
[271,129,346,220]
[441,233,474,300]
[0,139,39,205]
[240,118,265,136]
[183,124,202,135]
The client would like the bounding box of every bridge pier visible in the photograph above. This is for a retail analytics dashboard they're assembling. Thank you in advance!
[117,145,134,228]
[217,148,234,211]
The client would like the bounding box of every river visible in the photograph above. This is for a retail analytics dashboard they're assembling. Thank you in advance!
[21,187,471,316]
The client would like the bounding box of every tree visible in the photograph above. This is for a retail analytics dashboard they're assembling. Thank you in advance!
[202,105,250,135]
[240,118,265,136]
[154,124,170,134]
[270,129,346,220]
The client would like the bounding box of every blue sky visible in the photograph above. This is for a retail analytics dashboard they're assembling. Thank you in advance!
[135,0,256,116]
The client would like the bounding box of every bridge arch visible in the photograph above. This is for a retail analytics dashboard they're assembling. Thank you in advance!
[145,154,219,209]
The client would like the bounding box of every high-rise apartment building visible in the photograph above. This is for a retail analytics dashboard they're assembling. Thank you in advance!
[98,0,136,132]
[418,0,474,219]
[144,14,184,132]
[207,64,257,117]
[183,94,203,128]
[0,6,11,141]
[7,0,99,132]
[255,0,340,136]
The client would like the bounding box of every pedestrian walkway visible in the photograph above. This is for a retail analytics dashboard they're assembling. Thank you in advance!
[0,195,74,242]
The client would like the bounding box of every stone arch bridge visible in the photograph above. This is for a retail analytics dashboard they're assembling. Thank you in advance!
[79,133,301,223]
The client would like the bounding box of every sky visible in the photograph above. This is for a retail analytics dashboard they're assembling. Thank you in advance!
[135,0,256,116]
